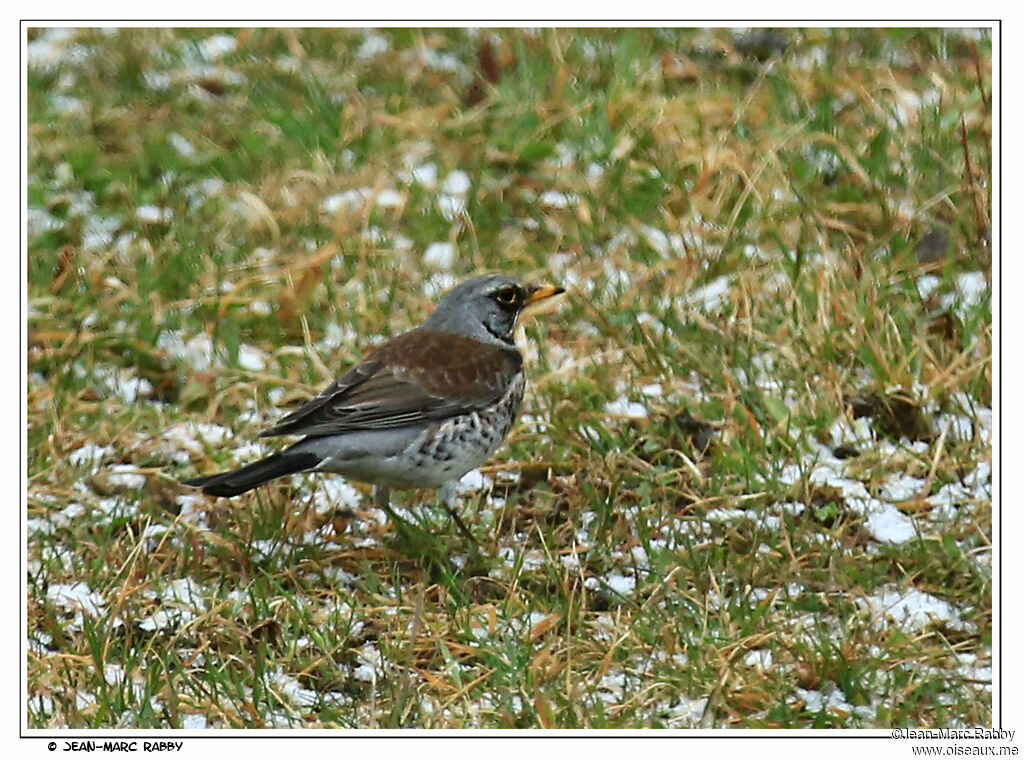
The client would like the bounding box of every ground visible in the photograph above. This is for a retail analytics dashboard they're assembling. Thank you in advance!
[26,26,992,729]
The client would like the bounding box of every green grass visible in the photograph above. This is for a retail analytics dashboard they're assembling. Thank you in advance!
[27,26,992,729]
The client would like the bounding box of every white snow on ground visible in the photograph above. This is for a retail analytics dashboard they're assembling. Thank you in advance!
[792,683,874,720]
[455,468,491,495]
[964,461,991,495]
[539,190,578,208]
[270,667,320,708]
[168,132,196,157]
[683,275,731,311]
[443,168,472,192]
[423,241,456,270]
[640,226,686,257]
[33,502,87,533]
[660,696,708,727]
[862,503,918,544]
[47,582,106,621]
[158,422,233,463]
[374,189,404,207]
[135,577,207,633]
[156,331,215,371]
[308,477,362,514]
[69,443,113,469]
[136,205,173,223]
[421,271,458,299]
[105,464,147,490]
[917,274,941,299]
[356,32,389,59]
[640,382,663,398]
[409,162,439,188]
[317,322,358,351]
[857,586,973,632]
[845,497,918,544]
[829,417,875,450]
[103,664,163,714]
[879,474,927,501]
[136,611,182,633]
[237,344,267,372]
[78,364,154,403]
[604,396,648,418]
[26,27,79,70]
[438,170,471,219]
[492,543,545,575]
[165,577,207,609]
[603,572,636,597]
[199,33,237,60]
[321,188,372,214]
[942,271,989,317]
[916,271,989,318]
[352,643,384,682]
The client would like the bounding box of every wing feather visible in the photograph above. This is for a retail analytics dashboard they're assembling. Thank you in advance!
[260,329,521,438]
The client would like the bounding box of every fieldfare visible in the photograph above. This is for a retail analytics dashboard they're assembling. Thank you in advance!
[184,275,564,518]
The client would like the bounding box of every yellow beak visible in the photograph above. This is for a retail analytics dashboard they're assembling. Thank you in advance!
[523,283,566,307]
[516,283,565,327]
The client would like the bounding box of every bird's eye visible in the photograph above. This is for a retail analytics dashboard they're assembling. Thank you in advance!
[494,286,520,306]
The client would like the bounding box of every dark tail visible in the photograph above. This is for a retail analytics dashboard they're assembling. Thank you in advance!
[183,451,321,497]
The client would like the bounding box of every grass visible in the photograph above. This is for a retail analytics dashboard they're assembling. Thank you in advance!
[26,26,992,730]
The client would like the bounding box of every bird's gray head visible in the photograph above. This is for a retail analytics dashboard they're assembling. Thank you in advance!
[423,274,564,347]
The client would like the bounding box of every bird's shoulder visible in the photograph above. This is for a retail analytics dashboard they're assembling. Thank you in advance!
[368,328,523,395]
[260,328,521,437]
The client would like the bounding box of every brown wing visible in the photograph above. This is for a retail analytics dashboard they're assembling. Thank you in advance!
[259,329,523,438]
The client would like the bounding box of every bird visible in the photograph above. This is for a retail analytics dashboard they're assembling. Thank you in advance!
[183,274,564,525]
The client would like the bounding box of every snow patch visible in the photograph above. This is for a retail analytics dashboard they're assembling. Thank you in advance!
[604,396,648,419]
[423,241,456,270]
